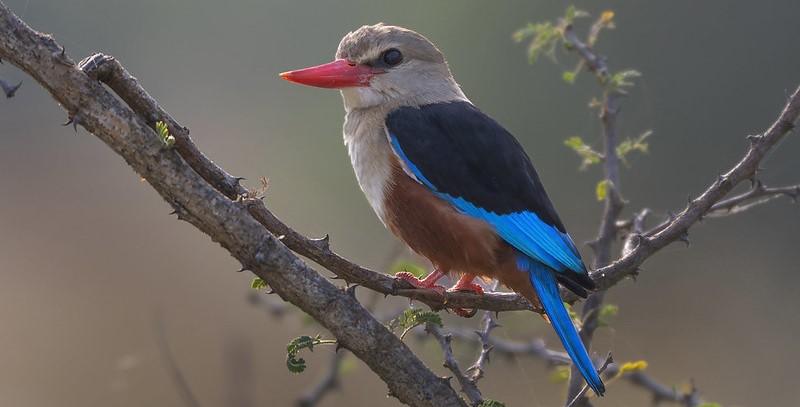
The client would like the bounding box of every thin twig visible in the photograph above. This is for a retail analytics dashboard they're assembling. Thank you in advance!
[296,351,344,407]
[563,20,623,405]
[631,182,800,238]
[565,353,613,407]
[154,311,203,407]
[467,282,501,385]
[708,182,799,215]
[445,327,708,406]
[426,323,483,406]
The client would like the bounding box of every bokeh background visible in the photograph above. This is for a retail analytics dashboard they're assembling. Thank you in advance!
[1,1,799,406]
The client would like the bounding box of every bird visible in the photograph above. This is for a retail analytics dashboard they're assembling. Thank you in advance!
[280,23,605,396]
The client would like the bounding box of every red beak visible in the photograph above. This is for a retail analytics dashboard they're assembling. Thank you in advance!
[279,59,384,89]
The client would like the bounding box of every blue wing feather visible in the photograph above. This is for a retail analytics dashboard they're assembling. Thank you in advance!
[389,131,584,274]
[521,257,606,396]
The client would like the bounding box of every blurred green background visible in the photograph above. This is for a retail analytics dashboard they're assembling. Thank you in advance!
[1,1,799,406]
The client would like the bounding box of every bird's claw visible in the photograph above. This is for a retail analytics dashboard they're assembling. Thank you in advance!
[446,278,484,318]
[394,271,446,295]
[448,280,485,295]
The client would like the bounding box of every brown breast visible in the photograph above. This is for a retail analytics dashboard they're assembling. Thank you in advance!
[383,163,540,305]
[382,163,505,276]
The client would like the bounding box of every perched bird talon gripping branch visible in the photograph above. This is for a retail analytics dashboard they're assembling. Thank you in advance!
[280,23,606,396]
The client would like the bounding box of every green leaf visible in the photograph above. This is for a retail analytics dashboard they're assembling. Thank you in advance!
[562,71,576,84]
[286,334,326,373]
[479,400,507,407]
[564,301,579,322]
[565,5,576,22]
[154,120,175,148]
[251,278,268,290]
[610,69,642,88]
[596,179,608,202]
[389,261,427,279]
[617,130,652,167]
[387,308,443,340]
[597,304,619,327]
[564,136,602,170]
[514,21,560,64]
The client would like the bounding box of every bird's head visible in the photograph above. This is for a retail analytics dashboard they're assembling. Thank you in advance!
[280,23,467,111]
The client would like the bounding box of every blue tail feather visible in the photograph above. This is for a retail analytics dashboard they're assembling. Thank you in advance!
[520,256,606,396]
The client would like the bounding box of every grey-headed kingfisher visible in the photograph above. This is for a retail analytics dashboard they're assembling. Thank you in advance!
[280,23,605,395]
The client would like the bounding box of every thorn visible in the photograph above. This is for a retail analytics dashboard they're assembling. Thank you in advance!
[488,319,501,331]
[335,343,345,352]
[746,134,761,144]
[0,79,21,98]
[679,233,690,247]
[345,284,358,298]
[312,234,330,251]
[439,376,453,385]
[62,113,83,131]
[234,176,246,188]
[790,187,800,203]
[52,45,73,66]
[236,267,246,273]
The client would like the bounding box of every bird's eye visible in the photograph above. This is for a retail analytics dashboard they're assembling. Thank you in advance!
[381,49,403,66]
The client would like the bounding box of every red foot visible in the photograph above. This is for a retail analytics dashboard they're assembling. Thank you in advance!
[448,275,485,295]
[394,268,446,295]
[447,275,484,318]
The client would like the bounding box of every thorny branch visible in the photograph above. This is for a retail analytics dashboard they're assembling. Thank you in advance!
[618,182,800,238]
[65,49,799,317]
[426,323,484,406]
[2,2,799,406]
[0,5,466,407]
[562,21,622,405]
[444,324,703,406]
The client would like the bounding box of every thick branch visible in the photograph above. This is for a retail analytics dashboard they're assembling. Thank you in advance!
[0,5,466,407]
